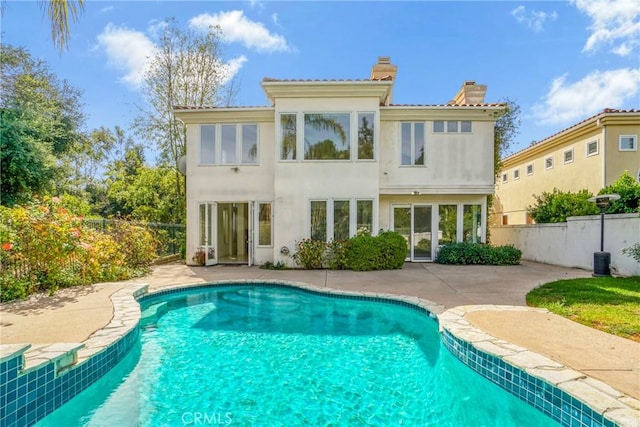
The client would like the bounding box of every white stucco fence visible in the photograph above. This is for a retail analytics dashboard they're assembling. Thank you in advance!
[490,213,640,276]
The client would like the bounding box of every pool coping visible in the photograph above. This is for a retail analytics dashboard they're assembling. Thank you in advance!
[1,280,638,427]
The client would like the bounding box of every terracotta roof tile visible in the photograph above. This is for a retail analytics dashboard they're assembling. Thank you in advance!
[173,105,269,110]
[262,77,392,82]
[505,108,639,159]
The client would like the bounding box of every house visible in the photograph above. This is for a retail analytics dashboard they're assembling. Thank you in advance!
[492,109,640,225]
[173,57,505,266]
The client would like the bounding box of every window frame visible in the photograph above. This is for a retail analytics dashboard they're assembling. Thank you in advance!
[432,120,472,133]
[526,163,534,176]
[303,112,352,161]
[199,123,259,166]
[256,202,273,247]
[501,173,508,183]
[586,140,599,157]
[400,122,426,166]
[513,169,520,180]
[619,135,637,151]
[308,198,376,242]
[563,148,574,164]
[544,156,554,170]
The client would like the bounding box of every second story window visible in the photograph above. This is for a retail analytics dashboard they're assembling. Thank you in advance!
[545,156,554,170]
[281,113,297,160]
[513,169,520,180]
[357,113,375,160]
[526,164,534,175]
[619,135,637,151]
[304,113,351,160]
[200,124,258,165]
[401,122,425,166]
[587,140,598,157]
[563,148,574,164]
[433,120,472,133]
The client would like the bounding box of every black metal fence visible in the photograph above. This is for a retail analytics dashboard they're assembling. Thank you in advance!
[83,219,185,257]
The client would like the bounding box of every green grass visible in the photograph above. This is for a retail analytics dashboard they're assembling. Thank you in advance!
[526,276,640,342]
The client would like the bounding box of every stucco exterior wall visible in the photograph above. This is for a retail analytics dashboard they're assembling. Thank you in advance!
[490,214,640,276]
[493,127,604,225]
[604,124,640,186]
[379,121,494,193]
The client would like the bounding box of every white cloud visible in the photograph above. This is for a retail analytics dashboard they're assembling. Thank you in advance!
[271,13,279,27]
[511,5,558,32]
[220,55,248,85]
[99,6,114,14]
[96,23,157,88]
[189,10,290,52]
[532,68,640,125]
[572,0,640,56]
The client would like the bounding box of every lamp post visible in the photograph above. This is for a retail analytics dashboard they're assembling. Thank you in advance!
[587,194,620,276]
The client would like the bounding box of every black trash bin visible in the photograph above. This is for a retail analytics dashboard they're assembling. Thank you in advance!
[593,252,611,276]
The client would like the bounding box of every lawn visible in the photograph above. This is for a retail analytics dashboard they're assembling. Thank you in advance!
[526,276,640,342]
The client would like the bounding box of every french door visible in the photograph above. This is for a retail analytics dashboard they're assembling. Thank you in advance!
[198,202,217,266]
[392,205,433,262]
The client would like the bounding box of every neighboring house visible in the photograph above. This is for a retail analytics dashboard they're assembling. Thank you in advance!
[174,57,505,266]
[492,109,640,225]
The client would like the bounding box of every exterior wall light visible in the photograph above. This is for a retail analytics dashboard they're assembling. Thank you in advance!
[280,246,290,255]
[587,194,620,276]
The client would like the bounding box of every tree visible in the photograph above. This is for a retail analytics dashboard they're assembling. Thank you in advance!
[599,171,640,214]
[0,45,85,205]
[527,188,599,223]
[494,99,521,177]
[134,18,233,223]
[40,0,85,51]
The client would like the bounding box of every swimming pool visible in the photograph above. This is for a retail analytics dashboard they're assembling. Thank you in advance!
[36,285,559,426]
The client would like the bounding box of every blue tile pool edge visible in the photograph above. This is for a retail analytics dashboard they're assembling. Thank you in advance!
[1,281,637,427]
[0,284,147,427]
[439,306,639,427]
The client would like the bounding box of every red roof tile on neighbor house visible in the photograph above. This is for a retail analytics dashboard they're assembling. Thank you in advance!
[505,108,639,159]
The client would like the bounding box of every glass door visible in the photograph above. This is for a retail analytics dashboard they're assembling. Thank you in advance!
[392,204,433,262]
[413,205,432,261]
[198,202,217,266]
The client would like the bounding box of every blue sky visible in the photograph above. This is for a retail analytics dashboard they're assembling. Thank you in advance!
[2,0,639,158]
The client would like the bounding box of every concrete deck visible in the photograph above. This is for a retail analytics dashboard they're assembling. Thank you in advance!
[1,260,638,404]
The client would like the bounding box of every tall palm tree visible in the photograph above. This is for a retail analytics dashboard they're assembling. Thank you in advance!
[40,0,85,51]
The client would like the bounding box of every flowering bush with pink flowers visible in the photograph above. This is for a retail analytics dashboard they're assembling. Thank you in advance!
[0,197,158,302]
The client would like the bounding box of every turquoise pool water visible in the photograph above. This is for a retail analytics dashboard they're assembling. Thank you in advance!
[37,286,558,426]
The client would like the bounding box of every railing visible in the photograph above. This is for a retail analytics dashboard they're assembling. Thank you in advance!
[83,219,185,257]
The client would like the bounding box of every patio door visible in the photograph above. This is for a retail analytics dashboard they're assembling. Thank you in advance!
[198,202,217,266]
[392,204,433,262]
[216,202,251,264]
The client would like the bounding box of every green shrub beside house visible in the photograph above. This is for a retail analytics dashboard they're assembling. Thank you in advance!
[292,230,407,271]
[435,242,522,265]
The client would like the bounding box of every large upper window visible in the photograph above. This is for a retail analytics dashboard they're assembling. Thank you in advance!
[281,112,374,161]
[199,124,257,165]
[401,122,425,166]
[304,113,350,160]
[357,113,375,160]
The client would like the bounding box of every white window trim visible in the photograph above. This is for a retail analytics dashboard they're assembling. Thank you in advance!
[544,156,554,170]
[400,122,426,167]
[586,140,599,157]
[513,169,520,180]
[563,148,574,164]
[619,134,637,151]
[526,163,534,176]
[502,173,508,183]
[199,124,216,166]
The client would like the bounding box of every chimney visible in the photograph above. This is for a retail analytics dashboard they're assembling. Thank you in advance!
[451,80,487,105]
[371,56,397,105]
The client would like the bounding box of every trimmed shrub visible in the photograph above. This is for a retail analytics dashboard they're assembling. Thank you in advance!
[346,231,407,271]
[326,239,350,270]
[435,242,521,265]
